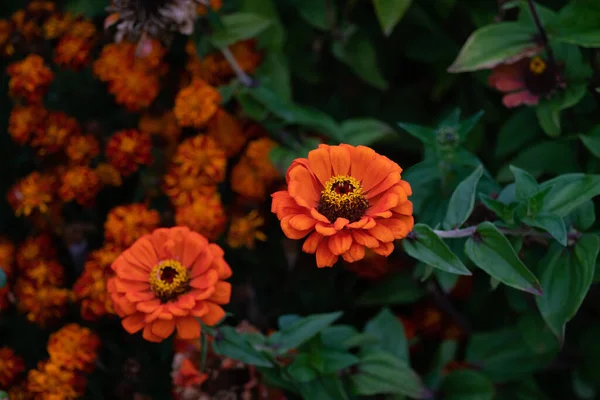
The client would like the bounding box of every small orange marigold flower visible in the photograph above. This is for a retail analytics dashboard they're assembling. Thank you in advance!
[206,108,247,157]
[54,35,93,70]
[138,111,181,141]
[27,361,87,399]
[17,234,56,270]
[271,144,414,268]
[104,203,160,248]
[7,172,56,217]
[74,260,115,321]
[8,105,48,145]
[69,19,97,40]
[0,19,15,56]
[47,323,101,372]
[0,347,25,387]
[66,134,100,165]
[94,163,123,187]
[43,12,73,39]
[0,237,16,280]
[59,166,102,206]
[93,42,136,82]
[174,78,221,128]
[7,54,54,104]
[21,259,65,287]
[106,129,153,177]
[174,192,227,241]
[227,210,267,249]
[231,137,280,200]
[32,111,81,156]
[228,40,263,76]
[14,279,71,327]
[108,226,233,343]
[108,67,160,112]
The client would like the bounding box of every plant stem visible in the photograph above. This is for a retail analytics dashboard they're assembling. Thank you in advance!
[221,46,255,87]
[433,226,581,241]
[527,0,555,66]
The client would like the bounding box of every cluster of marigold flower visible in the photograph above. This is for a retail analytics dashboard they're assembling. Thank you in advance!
[0,323,100,399]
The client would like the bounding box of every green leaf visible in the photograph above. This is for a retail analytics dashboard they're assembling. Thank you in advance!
[580,126,600,158]
[318,348,360,374]
[240,0,286,50]
[340,119,395,146]
[480,194,516,225]
[550,0,600,47]
[464,222,542,295]
[291,0,332,30]
[351,352,428,398]
[320,325,360,350]
[443,165,483,229]
[403,224,472,276]
[287,354,318,382]
[65,0,107,17]
[423,340,458,388]
[397,122,437,146]
[495,108,541,159]
[356,271,425,306]
[522,213,567,246]
[510,165,539,201]
[212,326,273,367]
[569,200,596,231]
[373,0,413,36]
[257,52,292,101]
[210,13,273,48]
[538,174,600,217]
[535,84,587,137]
[332,31,389,90]
[364,308,409,362]
[448,22,537,72]
[297,375,350,400]
[439,370,495,400]
[268,311,343,352]
[536,235,600,341]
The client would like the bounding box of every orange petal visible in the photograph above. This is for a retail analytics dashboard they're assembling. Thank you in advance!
[399,180,412,196]
[122,312,145,334]
[372,241,394,256]
[175,293,195,309]
[200,302,225,326]
[288,166,320,208]
[190,269,218,289]
[189,246,214,278]
[333,218,349,230]
[123,237,157,271]
[310,208,330,223]
[367,192,399,216]
[152,319,175,338]
[281,215,313,239]
[126,290,155,303]
[367,224,395,242]
[150,228,175,260]
[361,158,397,194]
[342,243,366,263]
[209,252,232,279]
[315,223,337,236]
[190,287,215,300]
[143,325,163,342]
[104,12,120,29]
[328,231,352,256]
[136,299,161,313]
[307,145,332,185]
[329,145,351,176]
[350,145,377,184]
[302,231,324,254]
[289,214,318,231]
[379,217,414,239]
[352,230,380,248]
[114,295,137,315]
[190,301,209,317]
[182,231,209,269]
[114,278,150,293]
[209,282,231,305]
[366,172,401,199]
[115,264,150,282]
[315,239,338,268]
[393,200,413,216]
[167,303,188,317]
[176,316,201,339]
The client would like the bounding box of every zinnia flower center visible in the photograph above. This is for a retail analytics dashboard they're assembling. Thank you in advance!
[317,175,369,223]
[523,56,557,96]
[149,259,189,302]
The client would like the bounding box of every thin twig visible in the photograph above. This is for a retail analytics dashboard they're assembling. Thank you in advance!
[221,46,255,87]
[527,0,555,66]
[433,226,581,241]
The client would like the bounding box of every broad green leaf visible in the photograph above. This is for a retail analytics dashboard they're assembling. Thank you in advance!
[373,0,413,36]
[443,165,483,229]
[439,370,495,400]
[495,108,540,159]
[522,213,567,246]
[240,0,285,50]
[464,222,542,295]
[510,165,539,201]
[403,224,471,275]
[397,122,437,145]
[466,326,558,382]
[356,271,425,306]
[535,84,587,137]
[297,375,350,400]
[65,0,106,17]
[291,0,331,30]
[550,0,600,47]
[287,354,318,382]
[517,313,561,355]
[278,314,301,329]
[364,308,409,361]
[212,326,273,367]
[351,351,428,398]
[257,52,292,101]
[318,348,360,374]
[538,174,600,217]
[320,325,360,350]
[423,340,458,388]
[448,22,537,72]
[456,110,485,143]
[480,194,516,225]
[536,236,600,341]
[211,13,273,48]
[332,31,389,90]
[267,311,343,352]
[340,119,395,146]
[569,200,596,231]
[580,126,600,158]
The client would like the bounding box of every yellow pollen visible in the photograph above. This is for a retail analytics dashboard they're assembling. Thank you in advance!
[529,56,546,75]
[317,175,369,223]
[149,259,189,301]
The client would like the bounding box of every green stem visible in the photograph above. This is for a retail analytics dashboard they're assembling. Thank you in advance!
[221,46,255,87]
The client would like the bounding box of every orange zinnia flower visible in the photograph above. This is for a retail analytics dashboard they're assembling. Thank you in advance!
[104,204,160,248]
[226,210,267,249]
[107,226,233,343]
[27,361,87,399]
[8,105,48,145]
[0,347,25,387]
[74,260,115,321]
[7,172,56,217]
[232,137,280,201]
[17,234,56,269]
[105,129,153,176]
[174,78,221,128]
[271,144,414,268]
[7,54,54,103]
[66,134,100,165]
[58,166,102,206]
[206,108,247,157]
[32,111,81,156]
[47,323,101,372]
[0,237,15,280]
[174,192,227,241]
